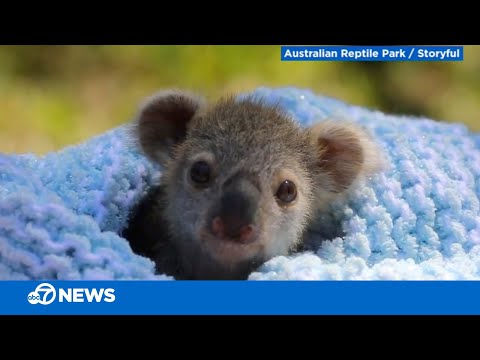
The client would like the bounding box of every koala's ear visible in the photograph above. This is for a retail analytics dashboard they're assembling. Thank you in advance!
[135,89,206,165]
[308,120,383,194]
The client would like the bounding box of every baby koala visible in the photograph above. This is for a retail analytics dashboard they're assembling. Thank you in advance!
[123,89,382,280]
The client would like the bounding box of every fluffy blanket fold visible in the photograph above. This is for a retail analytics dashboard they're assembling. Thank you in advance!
[1,87,480,280]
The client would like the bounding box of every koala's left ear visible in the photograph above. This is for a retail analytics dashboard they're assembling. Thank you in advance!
[307,120,384,194]
[133,89,206,166]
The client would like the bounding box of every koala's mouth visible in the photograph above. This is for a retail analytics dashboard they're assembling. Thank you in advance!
[198,227,264,266]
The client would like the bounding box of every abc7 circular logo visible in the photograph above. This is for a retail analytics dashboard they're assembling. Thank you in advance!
[27,283,56,305]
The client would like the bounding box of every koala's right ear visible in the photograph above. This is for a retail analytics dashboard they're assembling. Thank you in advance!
[134,89,206,165]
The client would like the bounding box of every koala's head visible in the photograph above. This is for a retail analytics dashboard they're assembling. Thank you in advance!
[134,89,381,279]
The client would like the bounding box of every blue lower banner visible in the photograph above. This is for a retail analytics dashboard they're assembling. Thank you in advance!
[1,280,480,315]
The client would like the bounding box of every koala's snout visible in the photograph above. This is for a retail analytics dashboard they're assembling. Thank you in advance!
[208,175,260,244]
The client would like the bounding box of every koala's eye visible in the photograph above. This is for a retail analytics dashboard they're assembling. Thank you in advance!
[276,180,297,203]
[190,161,211,185]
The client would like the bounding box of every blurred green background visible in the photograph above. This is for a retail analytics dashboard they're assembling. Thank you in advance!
[0,45,478,155]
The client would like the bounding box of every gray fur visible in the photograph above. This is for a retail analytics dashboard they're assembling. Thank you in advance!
[123,90,383,280]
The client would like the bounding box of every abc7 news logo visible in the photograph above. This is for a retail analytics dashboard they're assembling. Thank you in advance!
[27,283,56,305]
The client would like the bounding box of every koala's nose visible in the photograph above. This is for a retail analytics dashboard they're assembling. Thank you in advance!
[211,216,255,244]
[210,176,259,243]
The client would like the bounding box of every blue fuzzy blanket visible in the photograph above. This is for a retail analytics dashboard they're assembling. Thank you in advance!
[2,87,480,280]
